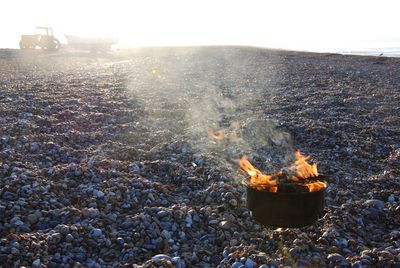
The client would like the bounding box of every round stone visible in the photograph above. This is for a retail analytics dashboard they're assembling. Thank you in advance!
[32,259,41,267]
[90,228,102,237]
[151,254,171,265]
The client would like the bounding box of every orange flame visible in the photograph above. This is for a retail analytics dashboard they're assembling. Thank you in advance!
[239,155,278,192]
[207,127,225,141]
[239,151,326,192]
[305,181,326,192]
[293,150,318,179]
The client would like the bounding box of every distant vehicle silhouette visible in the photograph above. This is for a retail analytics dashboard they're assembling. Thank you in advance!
[65,34,118,53]
[19,27,61,51]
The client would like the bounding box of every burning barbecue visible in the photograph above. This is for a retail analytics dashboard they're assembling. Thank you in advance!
[239,150,327,228]
[239,150,326,193]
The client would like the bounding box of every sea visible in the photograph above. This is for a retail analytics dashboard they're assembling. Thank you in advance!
[312,40,400,58]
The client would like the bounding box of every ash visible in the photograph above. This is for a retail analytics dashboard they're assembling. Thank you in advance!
[0,47,399,267]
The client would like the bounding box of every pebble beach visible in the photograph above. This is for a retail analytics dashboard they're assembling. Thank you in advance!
[0,47,399,267]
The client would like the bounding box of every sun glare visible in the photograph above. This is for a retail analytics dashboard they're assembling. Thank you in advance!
[1,0,400,49]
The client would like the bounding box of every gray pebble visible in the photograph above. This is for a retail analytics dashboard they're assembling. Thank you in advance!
[340,259,350,266]
[171,256,181,264]
[361,258,372,265]
[32,259,41,267]
[327,253,345,263]
[208,220,218,225]
[336,238,348,248]
[157,210,169,219]
[171,256,185,268]
[152,254,171,264]
[66,234,74,242]
[2,163,9,170]
[90,228,102,237]
[3,191,16,201]
[185,213,192,227]
[129,162,141,173]
[14,219,24,226]
[11,247,20,255]
[27,214,38,224]
[219,220,231,229]
[352,260,363,268]
[55,224,70,235]
[49,232,62,244]
[161,230,171,239]
[30,142,39,151]
[229,198,238,206]
[223,248,229,258]
[363,199,385,209]
[232,261,245,268]
[93,189,105,198]
[245,258,256,268]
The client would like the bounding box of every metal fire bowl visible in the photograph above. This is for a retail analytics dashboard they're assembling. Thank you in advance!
[246,183,326,228]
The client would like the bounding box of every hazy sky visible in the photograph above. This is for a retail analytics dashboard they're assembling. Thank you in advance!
[2,0,400,50]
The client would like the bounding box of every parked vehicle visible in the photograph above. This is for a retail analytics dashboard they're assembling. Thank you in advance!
[19,27,61,50]
[65,34,117,53]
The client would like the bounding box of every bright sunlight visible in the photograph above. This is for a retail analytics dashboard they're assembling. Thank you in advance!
[1,0,400,52]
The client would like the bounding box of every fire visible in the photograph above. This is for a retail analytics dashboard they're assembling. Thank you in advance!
[239,150,326,192]
[207,127,225,141]
[305,181,326,192]
[292,150,318,179]
[239,156,278,192]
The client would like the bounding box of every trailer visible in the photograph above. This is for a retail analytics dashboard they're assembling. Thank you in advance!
[65,35,117,53]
